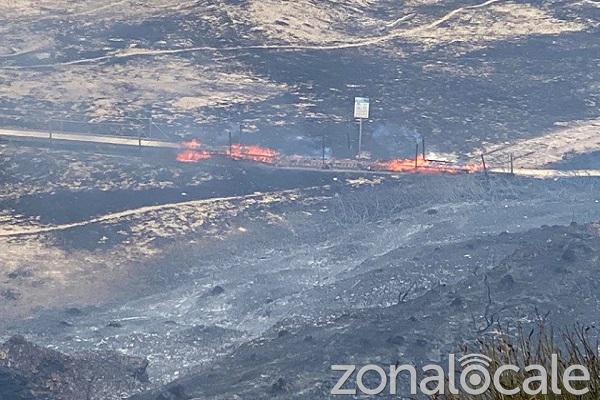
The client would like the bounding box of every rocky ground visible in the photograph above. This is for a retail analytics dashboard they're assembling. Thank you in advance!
[0,335,148,400]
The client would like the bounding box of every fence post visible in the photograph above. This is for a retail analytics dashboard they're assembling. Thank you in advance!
[415,143,419,169]
[228,130,232,157]
[481,154,487,176]
[322,133,326,167]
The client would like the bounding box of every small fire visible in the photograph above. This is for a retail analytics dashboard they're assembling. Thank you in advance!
[174,138,481,174]
[381,157,428,173]
[176,138,212,163]
[176,149,212,163]
[378,156,480,174]
[229,144,279,164]
[181,138,201,150]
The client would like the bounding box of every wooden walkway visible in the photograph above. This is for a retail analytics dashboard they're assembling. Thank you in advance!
[3,127,600,179]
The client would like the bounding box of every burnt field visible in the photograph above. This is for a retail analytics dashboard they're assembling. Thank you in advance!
[2,140,600,399]
[0,0,598,162]
[1,1,600,399]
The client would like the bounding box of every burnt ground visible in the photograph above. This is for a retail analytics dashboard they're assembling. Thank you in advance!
[0,1,598,160]
[0,2,599,398]
[132,223,600,400]
[2,141,600,399]
[0,142,340,226]
[0,335,148,400]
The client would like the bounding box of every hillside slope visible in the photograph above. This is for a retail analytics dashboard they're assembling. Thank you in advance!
[0,0,598,161]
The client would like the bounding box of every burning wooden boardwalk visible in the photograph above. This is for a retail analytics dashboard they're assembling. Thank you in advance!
[2,127,600,179]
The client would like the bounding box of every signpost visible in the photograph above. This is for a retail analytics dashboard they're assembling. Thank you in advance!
[354,97,370,155]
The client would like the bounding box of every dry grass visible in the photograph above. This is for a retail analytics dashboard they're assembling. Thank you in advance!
[329,174,526,225]
[0,58,287,123]
[478,119,600,168]
[411,3,585,45]
[441,323,600,399]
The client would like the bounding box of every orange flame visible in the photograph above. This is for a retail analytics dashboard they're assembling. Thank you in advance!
[176,138,212,163]
[176,150,212,163]
[181,138,201,150]
[378,156,480,174]
[229,144,279,164]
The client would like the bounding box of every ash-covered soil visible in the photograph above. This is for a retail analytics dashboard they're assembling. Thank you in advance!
[132,223,600,400]
[2,142,600,399]
[1,1,600,399]
[0,335,148,400]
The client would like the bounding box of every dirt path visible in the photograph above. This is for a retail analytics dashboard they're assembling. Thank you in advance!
[0,0,505,70]
[0,188,310,238]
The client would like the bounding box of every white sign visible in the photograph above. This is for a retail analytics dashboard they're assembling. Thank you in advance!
[354,97,370,119]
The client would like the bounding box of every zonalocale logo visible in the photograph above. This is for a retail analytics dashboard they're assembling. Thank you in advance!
[331,354,590,396]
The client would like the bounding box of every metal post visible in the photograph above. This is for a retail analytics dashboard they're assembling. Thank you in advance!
[415,143,419,168]
[322,133,326,166]
[481,154,487,176]
[358,118,363,156]
[422,137,426,161]
[510,153,514,175]
[148,116,152,138]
